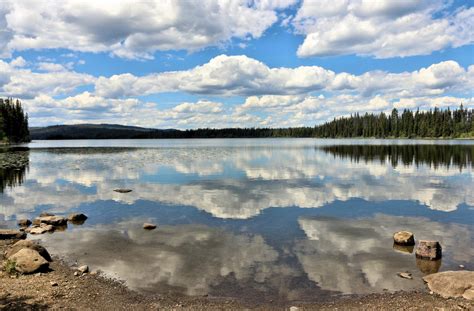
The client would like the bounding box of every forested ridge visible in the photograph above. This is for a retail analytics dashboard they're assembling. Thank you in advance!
[0,98,30,143]
[314,106,474,138]
[31,106,474,139]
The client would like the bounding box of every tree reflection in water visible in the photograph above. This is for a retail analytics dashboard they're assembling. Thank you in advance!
[0,147,29,193]
[320,144,474,171]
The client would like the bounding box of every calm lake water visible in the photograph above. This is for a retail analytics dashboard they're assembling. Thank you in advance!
[1,139,473,304]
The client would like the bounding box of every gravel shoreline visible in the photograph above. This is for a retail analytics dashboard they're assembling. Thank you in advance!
[1,239,473,310]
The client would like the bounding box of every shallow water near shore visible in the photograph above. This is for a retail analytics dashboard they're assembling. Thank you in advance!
[1,138,473,304]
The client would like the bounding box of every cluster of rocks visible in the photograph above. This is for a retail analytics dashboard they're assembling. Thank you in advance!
[393,231,442,260]
[17,212,88,235]
[393,230,473,301]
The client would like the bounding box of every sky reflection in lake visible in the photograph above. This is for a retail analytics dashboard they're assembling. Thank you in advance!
[1,139,473,303]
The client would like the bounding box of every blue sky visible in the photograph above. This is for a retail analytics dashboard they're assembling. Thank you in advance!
[0,0,473,128]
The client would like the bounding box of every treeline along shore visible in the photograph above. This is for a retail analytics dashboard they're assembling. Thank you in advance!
[0,98,30,144]
[30,105,474,140]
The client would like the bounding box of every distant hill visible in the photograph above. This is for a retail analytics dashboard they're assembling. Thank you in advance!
[30,124,179,140]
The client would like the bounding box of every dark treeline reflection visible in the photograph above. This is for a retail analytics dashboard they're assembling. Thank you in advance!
[0,147,29,192]
[320,144,474,170]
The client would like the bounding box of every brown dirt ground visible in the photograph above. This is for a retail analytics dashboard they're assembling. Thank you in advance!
[1,239,473,311]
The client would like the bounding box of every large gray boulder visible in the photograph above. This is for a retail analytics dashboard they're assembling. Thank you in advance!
[8,248,49,274]
[423,271,474,300]
[4,240,52,262]
[0,229,27,240]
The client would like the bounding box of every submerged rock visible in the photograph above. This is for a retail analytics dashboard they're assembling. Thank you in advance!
[9,248,49,274]
[0,229,27,240]
[143,223,157,230]
[393,231,415,246]
[17,219,32,227]
[416,240,442,260]
[423,271,474,300]
[5,240,52,262]
[114,188,133,193]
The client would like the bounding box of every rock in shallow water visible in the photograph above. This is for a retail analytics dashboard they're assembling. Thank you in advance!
[143,223,157,230]
[67,213,88,222]
[415,240,442,260]
[36,215,67,226]
[393,231,415,246]
[397,272,413,280]
[114,188,132,193]
[0,229,26,240]
[9,248,49,274]
[17,219,31,227]
[423,271,474,300]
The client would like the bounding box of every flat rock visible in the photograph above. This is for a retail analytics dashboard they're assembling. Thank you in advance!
[26,223,54,235]
[143,223,157,230]
[423,271,474,300]
[37,215,67,226]
[39,212,55,217]
[416,240,442,260]
[5,240,52,262]
[397,272,413,280]
[393,231,415,246]
[0,229,27,240]
[17,219,32,227]
[114,188,132,193]
[67,213,88,222]
[9,248,49,274]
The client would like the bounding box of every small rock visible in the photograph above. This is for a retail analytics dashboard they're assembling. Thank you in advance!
[393,231,415,246]
[416,240,442,260]
[397,272,413,279]
[67,213,88,225]
[74,271,80,276]
[78,265,89,273]
[5,240,52,262]
[290,307,300,311]
[143,223,157,230]
[17,219,32,227]
[459,265,465,269]
[423,271,474,300]
[90,271,98,276]
[0,229,27,240]
[114,188,132,193]
[50,281,58,286]
[9,248,49,274]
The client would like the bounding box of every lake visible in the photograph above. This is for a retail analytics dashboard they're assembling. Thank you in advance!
[1,138,473,304]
